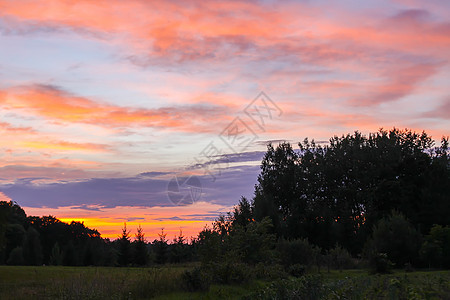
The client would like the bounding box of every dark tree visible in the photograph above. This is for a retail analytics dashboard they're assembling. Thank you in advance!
[117,223,131,266]
[252,129,449,254]
[49,242,63,265]
[23,227,43,265]
[133,224,148,266]
[153,229,168,264]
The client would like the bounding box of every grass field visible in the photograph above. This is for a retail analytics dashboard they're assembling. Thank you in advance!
[0,266,449,299]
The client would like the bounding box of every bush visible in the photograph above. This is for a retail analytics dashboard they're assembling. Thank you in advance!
[277,238,317,268]
[182,266,211,292]
[369,253,394,274]
[420,224,450,268]
[254,263,287,280]
[328,244,355,271]
[287,264,306,277]
[364,212,421,267]
[248,275,325,300]
[209,261,253,284]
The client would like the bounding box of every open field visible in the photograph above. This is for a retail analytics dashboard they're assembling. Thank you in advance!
[0,266,449,299]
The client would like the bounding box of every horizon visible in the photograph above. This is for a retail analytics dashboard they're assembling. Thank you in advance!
[1,0,449,241]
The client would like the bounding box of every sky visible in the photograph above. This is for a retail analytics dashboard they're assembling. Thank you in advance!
[0,0,449,240]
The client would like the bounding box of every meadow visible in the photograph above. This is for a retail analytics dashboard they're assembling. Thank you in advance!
[0,266,448,299]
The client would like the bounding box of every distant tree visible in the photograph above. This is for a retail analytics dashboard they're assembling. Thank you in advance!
[49,242,63,265]
[232,197,253,228]
[170,229,189,263]
[7,247,24,265]
[82,239,95,266]
[153,229,168,264]
[0,201,27,263]
[0,204,7,262]
[23,227,43,265]
[197,227,222,264]
[5,224,26,261]
[63,240,77,266]
[117,223,131,266]
[133,224,148,266]
[0,201,113,267]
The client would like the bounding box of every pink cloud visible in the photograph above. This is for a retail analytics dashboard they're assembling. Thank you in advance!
[0,84,232,132]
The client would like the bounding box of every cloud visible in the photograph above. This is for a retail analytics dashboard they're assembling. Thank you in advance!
[0,84,232,132]
[189,151,265,170]
[0,164,115,183]
[0,164,260,210]
[422,98,450,119]
[20,141,110,152]
[352,62,439,106]
[0,121,34,133]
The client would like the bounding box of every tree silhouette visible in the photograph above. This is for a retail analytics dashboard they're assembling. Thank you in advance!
[117,222,131,266]
[23,227,43,265]
[153,229,168,264]
[253,129,449,254]
[133,224,148,266]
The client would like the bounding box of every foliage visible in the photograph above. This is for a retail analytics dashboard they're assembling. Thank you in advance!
[182,266,211,292]
[6,247,24,265]
[153,229,169,264]
[252,129,449,255]
[133,224,148,266]
[277,237,319,268]
[327,244,355,271]
[365,211,422,267]
[117,223,131,266]
[420,224,450,268]
[49,242,63,266]
[287,264,306,277]
[23,227,43,266]
[369,252,394,274]
[248,275,325,300]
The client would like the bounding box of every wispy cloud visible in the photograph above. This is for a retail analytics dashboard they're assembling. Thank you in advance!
[0,84,232,132]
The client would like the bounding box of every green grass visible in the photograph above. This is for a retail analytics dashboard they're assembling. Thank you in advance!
[0,265,189,299]
[0,266,449,299]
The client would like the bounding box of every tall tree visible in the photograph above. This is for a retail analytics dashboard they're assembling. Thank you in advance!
[252,128,449,254]
[117,223,131,266]
[23,227,43,265]
[153,229,168,264]
[133,224,148,266]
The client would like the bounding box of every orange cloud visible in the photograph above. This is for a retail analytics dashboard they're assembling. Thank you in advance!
[2,1,446,62]
[20,140,109,152]
[0,84,231,132]
[0,121,35,133]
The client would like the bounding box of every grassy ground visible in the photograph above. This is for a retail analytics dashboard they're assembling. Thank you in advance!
[0,266,449,299]
[0,265,188,299]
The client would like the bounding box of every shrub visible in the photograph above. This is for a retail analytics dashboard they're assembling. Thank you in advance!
[364,212,421,267]
[254,263,287,280]
[248,275,325,300]
[182,266,211,292]
[209,261,253,284]
[287,264,306,277]
[369,252,394,274]
[277,238,317,268]
[328,244,354,271]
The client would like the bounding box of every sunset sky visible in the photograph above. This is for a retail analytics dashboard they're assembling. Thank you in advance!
[0,0,449,240]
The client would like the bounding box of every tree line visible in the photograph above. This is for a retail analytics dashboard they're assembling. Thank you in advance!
[0,202,198,266]
[1,128,449,275]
